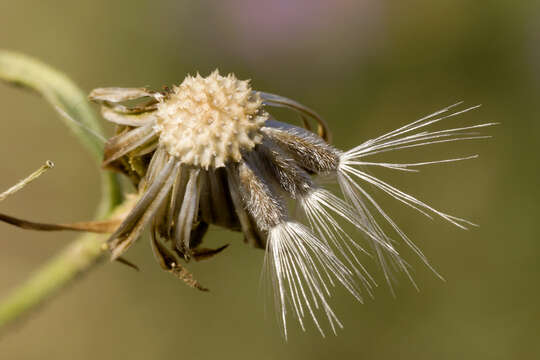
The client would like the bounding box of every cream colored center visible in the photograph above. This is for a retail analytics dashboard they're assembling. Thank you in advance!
[154,70,267,168]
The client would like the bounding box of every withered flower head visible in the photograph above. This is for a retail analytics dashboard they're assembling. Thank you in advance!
[89,70,494,337]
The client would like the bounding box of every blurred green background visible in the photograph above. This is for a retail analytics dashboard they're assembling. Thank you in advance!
[0,0,538,359]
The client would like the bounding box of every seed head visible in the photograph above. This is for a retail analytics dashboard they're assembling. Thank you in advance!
[87,73,495,339]
[154,70,267,168]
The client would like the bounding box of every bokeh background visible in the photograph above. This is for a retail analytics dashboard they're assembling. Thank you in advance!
[0,1,538,359]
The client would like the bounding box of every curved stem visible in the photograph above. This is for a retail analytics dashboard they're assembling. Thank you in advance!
[0,50,124,331]
[0,50,122,216]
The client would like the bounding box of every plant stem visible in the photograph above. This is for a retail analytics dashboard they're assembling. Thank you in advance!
[0,50,123,216]
[0,197,135,332]
[0,50,124,332]
[0,232,108,330]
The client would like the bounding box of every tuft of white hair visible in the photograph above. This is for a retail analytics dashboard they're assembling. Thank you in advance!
[335,103,497,287]
[299,188,385,292]
[265,221,361,339]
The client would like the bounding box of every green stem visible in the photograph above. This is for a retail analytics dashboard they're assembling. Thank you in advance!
[0,50,122,216]
[0,50,124,331]
[0,232,108,329]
